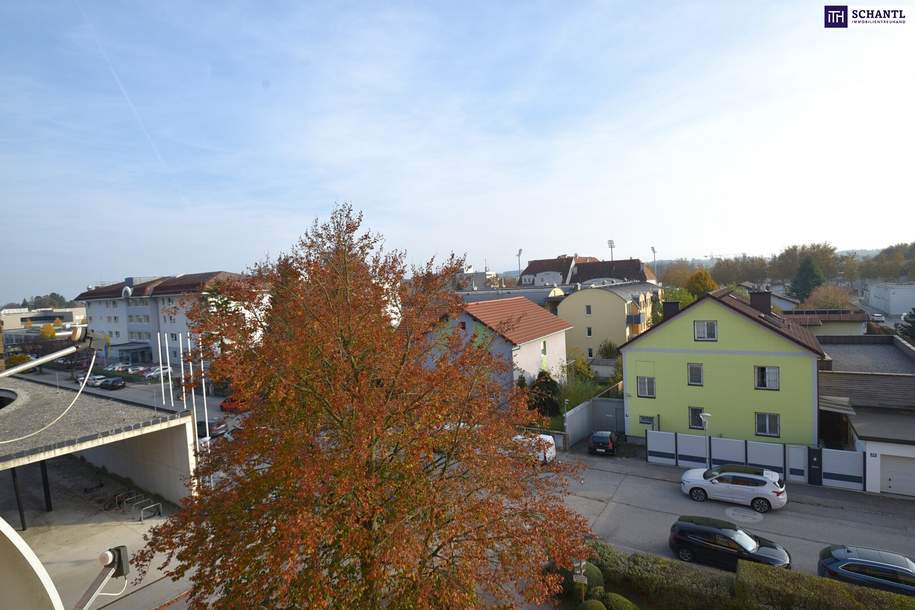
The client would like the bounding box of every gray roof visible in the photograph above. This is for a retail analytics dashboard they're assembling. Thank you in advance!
[819,371,915,410]
[582,282,661,301]
[825,344,915,374]
[458,287,560,307]
[0,376,190,465]
[848,408,915,445]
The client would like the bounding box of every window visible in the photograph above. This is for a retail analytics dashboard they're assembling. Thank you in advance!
[688,407,704,429]
[755,366,780,390]
[586,326,592,337]
[588,348,593,358]
[145,315,151,323]
[540,340,547,356]
[842,563,898,582]
[755,412,780,437]
[693,320,717,341]
[113,316,119,323]
[169,333,179,341]
[172,350,179,359]
[458,321,466,330]
[637,376,656,398]
[114,331,120,338]
[713,535,739,552]
[585,305,592,315]
[687,363,703,386]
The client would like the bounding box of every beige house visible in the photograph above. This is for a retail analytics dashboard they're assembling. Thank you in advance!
[557,281,661,360]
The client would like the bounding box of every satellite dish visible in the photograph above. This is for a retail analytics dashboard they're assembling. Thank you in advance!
[0,516,64,609]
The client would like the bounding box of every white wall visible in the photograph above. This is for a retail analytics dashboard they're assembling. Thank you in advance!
[77,422,196,504]
[861,439,915,494]
[513,330,567,383]
[866,283,915,316]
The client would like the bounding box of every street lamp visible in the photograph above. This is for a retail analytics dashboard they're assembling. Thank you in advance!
[607,240,615,262]
[516,248,523,282]
[650,246,657,278]
[699,412,712,468]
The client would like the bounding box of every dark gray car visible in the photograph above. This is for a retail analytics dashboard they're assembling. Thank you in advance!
[818,545,915,597]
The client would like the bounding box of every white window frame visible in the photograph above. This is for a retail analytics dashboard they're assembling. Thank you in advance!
[755,412,780,437]
[637,376,656,398]
[687,362,703,386]
[689,406,705,430]
[694,320,718,341]
[754,366,780,390]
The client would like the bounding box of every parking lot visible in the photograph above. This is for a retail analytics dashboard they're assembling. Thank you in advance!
[566,447,915,575]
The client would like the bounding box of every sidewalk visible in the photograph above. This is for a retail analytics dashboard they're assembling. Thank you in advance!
[568,443,915,521]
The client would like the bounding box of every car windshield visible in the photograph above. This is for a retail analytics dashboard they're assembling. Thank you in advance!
[730,529,759,552]
[593,433,610,441]
[702,467,721,480]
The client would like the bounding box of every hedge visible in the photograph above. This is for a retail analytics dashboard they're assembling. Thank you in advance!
[588,541,736,610]
[605,592,638,610]
[737,560,915,610]
[576,601,607,610]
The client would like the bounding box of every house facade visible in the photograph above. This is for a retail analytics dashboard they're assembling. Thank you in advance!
[557,282,661,360]
[865,282,915,316]
[461,297,571,385]
[570,259,657,286]
[519,255,597,286]
[75,272,239,365]
[620,290,824,446]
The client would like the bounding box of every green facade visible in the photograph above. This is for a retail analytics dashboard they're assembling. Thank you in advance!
[622,298,818,446]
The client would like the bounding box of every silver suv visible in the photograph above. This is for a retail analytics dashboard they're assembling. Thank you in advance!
[680,464,787,513]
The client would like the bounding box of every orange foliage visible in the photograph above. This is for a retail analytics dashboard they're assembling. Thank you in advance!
[135,205,588,608]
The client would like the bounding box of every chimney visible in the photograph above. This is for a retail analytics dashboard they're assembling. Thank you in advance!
[750,291,772,315]
[662,301,680,319]
[124,277,135,287]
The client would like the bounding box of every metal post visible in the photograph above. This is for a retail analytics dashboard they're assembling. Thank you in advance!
[674,432,679,467]
[164,333,174,409]
[862,451,867,491]
[178,333,187,411]
[200,348,210,440]
[744,439,748,465]
[40,461,52,512]
[156,333,166,406]
[187,335,199,453]
[11,468,26,530]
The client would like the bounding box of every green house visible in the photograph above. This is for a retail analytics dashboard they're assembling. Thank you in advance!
[620,289,825,446]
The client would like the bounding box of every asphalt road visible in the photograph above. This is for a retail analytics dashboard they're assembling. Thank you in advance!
[566,451,915,575]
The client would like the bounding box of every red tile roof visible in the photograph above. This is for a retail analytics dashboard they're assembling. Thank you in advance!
[464,297,572,345]
[74,277,167,300]
[75,272,241,301]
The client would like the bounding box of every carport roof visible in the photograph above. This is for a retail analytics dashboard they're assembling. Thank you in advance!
[848,408,915,446]
[0,376,191,467]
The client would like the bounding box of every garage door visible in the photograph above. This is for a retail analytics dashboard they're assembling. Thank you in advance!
[881,455,915,496]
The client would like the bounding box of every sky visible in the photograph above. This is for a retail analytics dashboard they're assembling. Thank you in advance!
[1,1,913,303]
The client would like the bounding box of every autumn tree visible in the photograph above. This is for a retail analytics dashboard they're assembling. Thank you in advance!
[565,348,593,382]
[685,269,718,297]
[769,243,837,281]
[659,260,699,287]
[39,323,56,339]
[135,205,587,609]
[801,284,852,309]
[791,256,825,302]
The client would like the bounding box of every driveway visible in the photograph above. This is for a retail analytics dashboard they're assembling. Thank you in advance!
[565,448,915,575]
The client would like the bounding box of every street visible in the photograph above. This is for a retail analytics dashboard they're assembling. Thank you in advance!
[566,450,915,575]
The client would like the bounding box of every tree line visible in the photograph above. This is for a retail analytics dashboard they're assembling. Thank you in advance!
[2,292,79,310]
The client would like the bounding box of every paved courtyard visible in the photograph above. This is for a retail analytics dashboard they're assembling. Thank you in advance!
[565,449,915,575]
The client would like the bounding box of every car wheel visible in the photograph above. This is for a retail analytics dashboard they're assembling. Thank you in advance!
[689,488,707,502]
[752,498,771,513]
[677,547,694,562]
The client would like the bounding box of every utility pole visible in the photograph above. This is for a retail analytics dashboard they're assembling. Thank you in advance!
[516,249,523,282]
[651,246,657,279]
[607,240,615,262]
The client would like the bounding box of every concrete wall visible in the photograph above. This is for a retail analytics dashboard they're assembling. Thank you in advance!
[866,283,915,316]
[77,422,196,504]
[811,321,867,336]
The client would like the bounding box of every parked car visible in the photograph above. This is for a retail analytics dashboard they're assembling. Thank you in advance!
[818,545,915,596]
[680,463,786,513]
[143,366,171,379]
[871,313,886,323]
[98,377,125,390]
[104,362,129,372]
[588,430,621,456]
[512,433,556,464]
[127,365,148,375]
[197,419,229,439]
[77,374,107,387]
[669,516,791,571]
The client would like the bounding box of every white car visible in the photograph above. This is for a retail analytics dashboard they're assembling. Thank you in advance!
[680,464,787,513]
[104,362,129,372]
[77,374,107,387]
[143,366,171,379]
[127,365,148,375]
[870,313,886,323]
[513,433,557,464]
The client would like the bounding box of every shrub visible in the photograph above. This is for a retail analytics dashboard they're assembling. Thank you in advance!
[587,585,605,601]
[576,601,607,610]
[736,560,915,610]
[597,339,617,359]
[5,353,31,368]
[605,592,638,610]
[582,561,604,590]
[587,539,627,587]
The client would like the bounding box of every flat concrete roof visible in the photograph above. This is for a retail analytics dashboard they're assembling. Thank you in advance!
[849,408,915,446]
[825,344,915,375]
[0,376,191,468]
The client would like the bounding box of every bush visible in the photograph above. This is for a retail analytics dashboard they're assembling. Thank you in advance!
[5,353,31,368]
[736,560,915,610]
[582,561,604,590]
[587,585,605,601]
[605,592,638,610]
[576,601,606,610]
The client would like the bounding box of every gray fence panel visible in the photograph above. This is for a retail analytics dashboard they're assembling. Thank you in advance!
[564,400,593,447]
[647,431,676,465]
[786,445,807,482]
[677,433,709,468]
[592,397,625,434]
[711,437,745,466]
[823,448,864,491]
[747,440,785,474]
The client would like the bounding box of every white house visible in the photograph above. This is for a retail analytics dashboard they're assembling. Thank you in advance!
[460,297,572,385]
[519,255,597,287]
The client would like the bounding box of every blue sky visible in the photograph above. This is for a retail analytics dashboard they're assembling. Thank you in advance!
[2,1,913,303]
